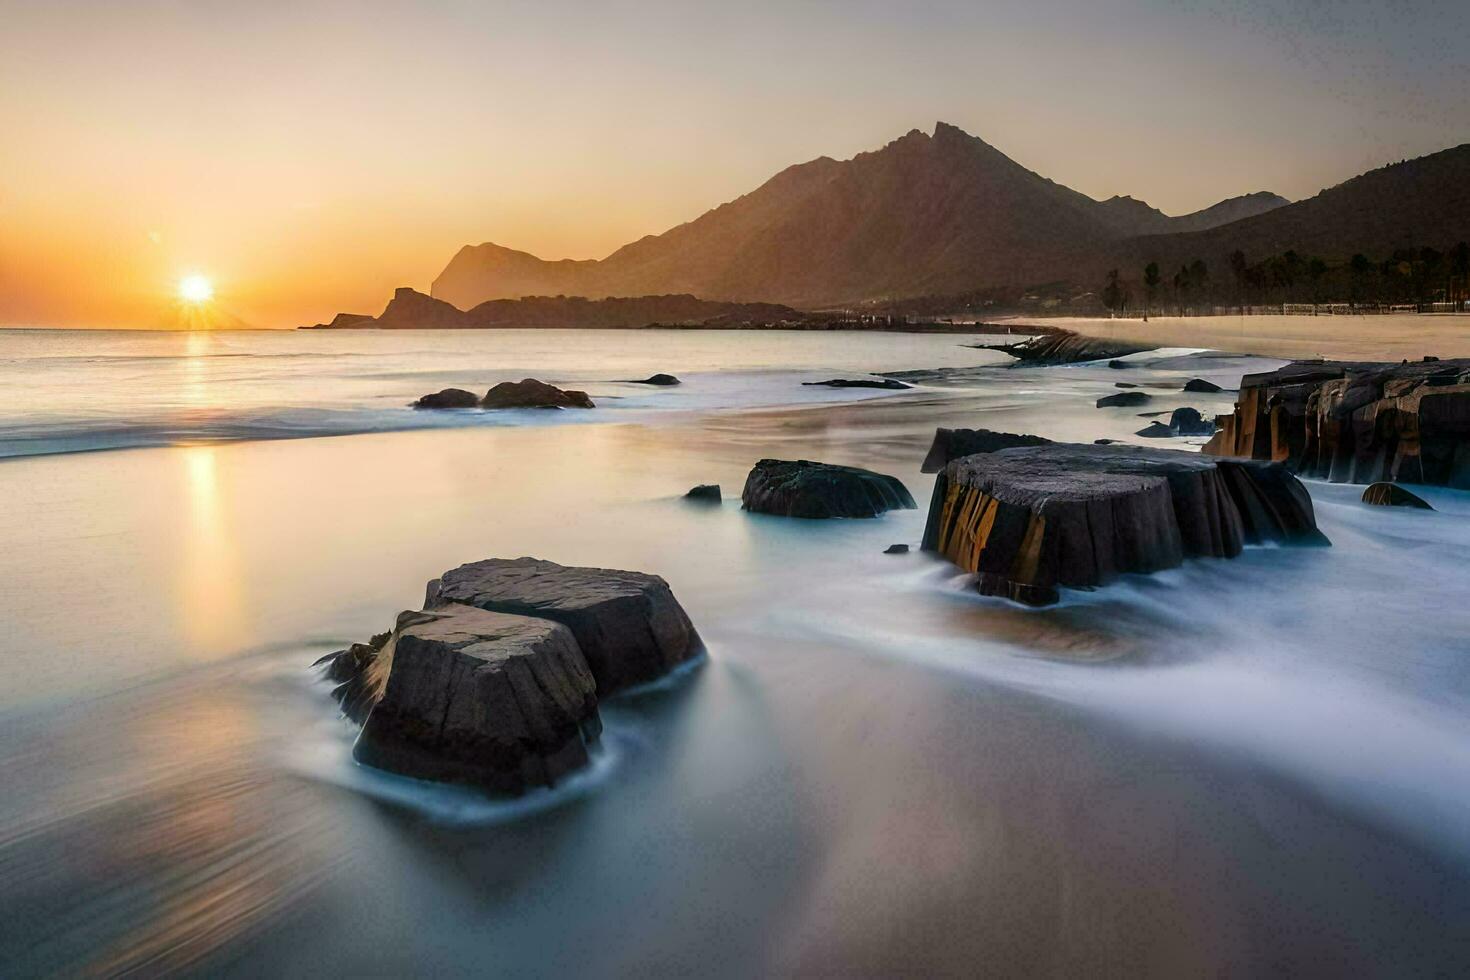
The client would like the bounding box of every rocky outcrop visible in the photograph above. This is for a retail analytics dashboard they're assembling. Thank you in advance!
[1184,378,1224,393]
[977,332,1156,366]
[922,443,1328,606]
[414,388,481,409]
[920,428,1052,473]
[884,544,910,554]
[316,556,703,793]
[626,374,681,386]
[1362,482,1434,509]
[1097,391,1151,408]
[802,378,911,390]
[1135,422,1174,438]
[741,459,916,519]
[1169,407,1217,436]
[481,379,595,409]
[685,484,721,502]
[1203,358,1470,488]
[352,607,601,794]
[427,558,703,694]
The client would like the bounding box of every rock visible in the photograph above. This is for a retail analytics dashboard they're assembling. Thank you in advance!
[481,379,594,409]
[920,428,1052,473]
[1114,382,1138,388]
[884,543,910,554]
[1169,407,1216,436]
[1361,482,1434,509]
[741,459,916,519]
[351,606,601,794]
[974,331,1155,366]
[1135,422,1175,438]
[685,484,721,502]
[1203,358,1470,487]
[413,387,481,409]
[626,374,681,386]
[313,630,392,723]
[802,378,911,390]
[1093,438,1119,445]
[427,558,703,694]
[922,443,1328,606]
[1097,391,1151,408]
[1183,378,1224,393]
[1109,360,1134,369]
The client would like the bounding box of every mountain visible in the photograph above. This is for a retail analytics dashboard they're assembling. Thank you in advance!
[305,287,805,329]
[431,122,1287,309]
[1107,144,1470,274]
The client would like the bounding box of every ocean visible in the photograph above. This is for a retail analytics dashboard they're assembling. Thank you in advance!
[1,327,1467,975]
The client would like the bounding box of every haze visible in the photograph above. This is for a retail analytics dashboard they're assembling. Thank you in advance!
[2,0,1466,328]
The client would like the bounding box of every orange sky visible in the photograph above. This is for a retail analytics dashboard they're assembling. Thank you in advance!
[2,2,1464,329]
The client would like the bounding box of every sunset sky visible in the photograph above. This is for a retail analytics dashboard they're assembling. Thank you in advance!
[2,0,1466,329]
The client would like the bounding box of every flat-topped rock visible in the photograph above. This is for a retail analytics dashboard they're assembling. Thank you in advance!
[414,387,480,409]
[802,378,911,390]
[482,378,594,409]
[351,606,601,794]
[922,443,1328,606]
[920,428,1052,473]
[427,557,703,693]
[1203,358,1470,487]
[741,459,915,519]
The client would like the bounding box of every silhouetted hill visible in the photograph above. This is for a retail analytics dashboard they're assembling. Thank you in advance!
[431,123,1285,309]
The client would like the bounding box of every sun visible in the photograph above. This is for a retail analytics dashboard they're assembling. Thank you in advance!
[178,274,214,304]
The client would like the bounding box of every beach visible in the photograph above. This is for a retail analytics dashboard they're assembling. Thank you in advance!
[2,329,1469,974]
[1007,312,1470,361]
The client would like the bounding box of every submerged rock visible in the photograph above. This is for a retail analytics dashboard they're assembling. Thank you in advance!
[741,459,916,519]
[922,443,1328,606]
[1108,360,1134,369]
[1097,391,1151,408]
[974,331,1155,366]
[626,374,681,386]
[920,428,1052,473]
[1361,482,1434,509]
[482,379,594,409]
[428,558,703,694]
[1169,407,1217,436]
[685,484,721,502]
[1135,422,1174,438]
[414,388,481,409]
[884,543,910,555]
[1183,378,1225,393]
[352,606,600,794]
[1203,358,1470,487]
[802,378,911,390]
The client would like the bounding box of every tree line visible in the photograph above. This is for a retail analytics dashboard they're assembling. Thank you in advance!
[1104,242,1470,316]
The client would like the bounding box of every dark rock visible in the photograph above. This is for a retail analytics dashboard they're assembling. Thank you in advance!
[974,331,1155,366]
[427,558,703,694]
[1203,358,1470,488]
[1109,360,1134,369]
[1114,382,1139,388]
[741,459,916,519]
[802,378,911,390]
[413,387,481,410]
[626,373,681,386]
[482,379,594,409]
[685,484,721,502]
[313,630,393,723]
[1361,482,1434,509]
[884,543,910,554]
[922,443,1328,606]
[1093,438,1119,445]
[1097,391,1152,408]
[1183,378,1225,393]
[1135,422,1175,438]
[920,428,1052,473]
[351,606,601,794]
[1169,407,1217,436]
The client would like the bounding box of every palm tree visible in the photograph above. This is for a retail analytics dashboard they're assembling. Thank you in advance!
[1103,269,1124,315]
[1142,262,1161,321]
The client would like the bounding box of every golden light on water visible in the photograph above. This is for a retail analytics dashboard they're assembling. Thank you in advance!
[178,274,214,304]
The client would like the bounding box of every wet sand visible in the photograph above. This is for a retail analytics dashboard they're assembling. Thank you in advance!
[1006,313,1470,361]
[2,356,1470,975]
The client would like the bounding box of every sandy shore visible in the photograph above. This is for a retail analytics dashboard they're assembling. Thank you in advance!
[1004,313,1470,361]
